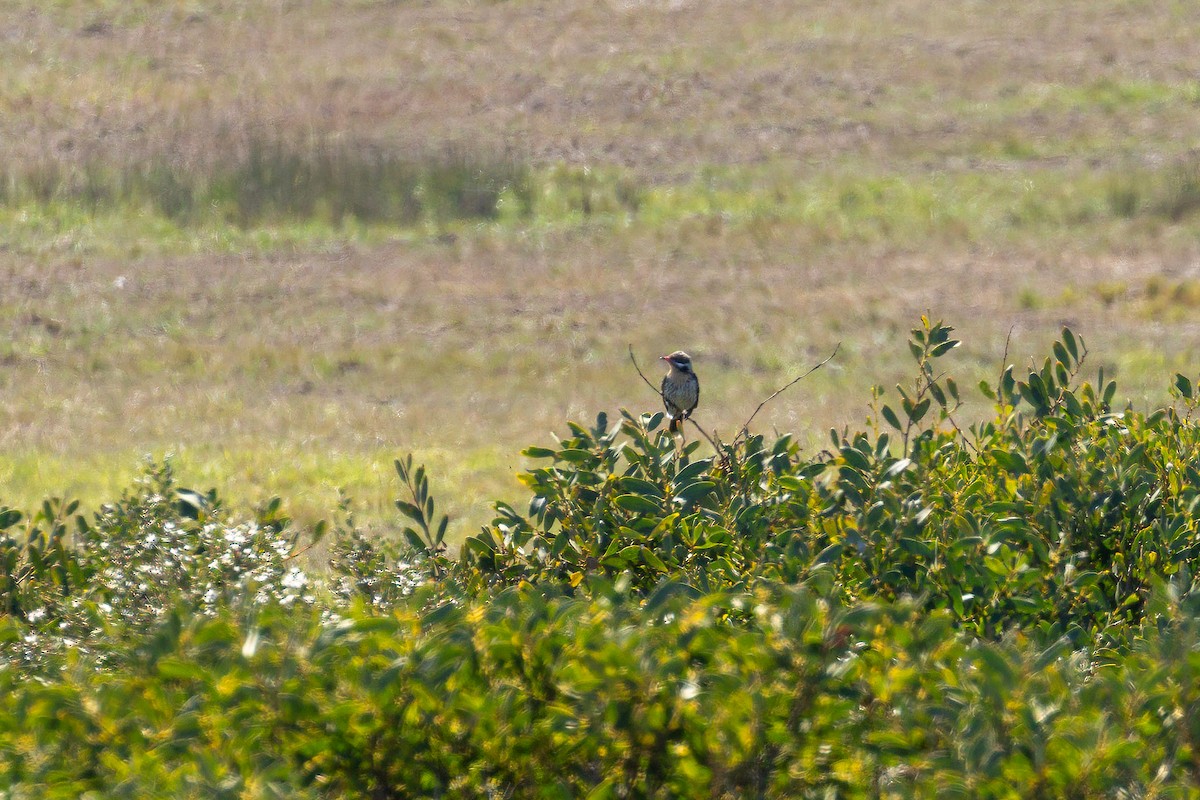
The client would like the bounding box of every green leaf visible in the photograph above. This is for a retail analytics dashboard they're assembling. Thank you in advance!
[814,543,844,565]
[619,477,665,499]
[907,397,931,424]
[586,779,617,800]
[841,446,872,472]
[929,338,960,358]
[640,547,668,572]
[1176,373,1194,399]
[403,528,426,551]
[644,580,701,612]
[1055,361,1070,386]
[1031,432,1059,457]
[1052,341,1069,368]
[157,657,206,682]
[881,404,903,430]
[1062,327,1079,362]
[463,535,495,558]
[899,538,933,559]
[396,500,425,524]
[975,644,1015,683]
[674,481,716,505]
[1019,376,1047,412]
[522,446,557,459]
[928,322,953,344]
[614,494,662,514]
[928,381,946,407]
[991,450,1027,474]
[673,459,712,486]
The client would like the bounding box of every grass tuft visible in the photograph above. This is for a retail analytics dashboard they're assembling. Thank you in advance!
[1153,155,1200,222]
[1,137,534,229]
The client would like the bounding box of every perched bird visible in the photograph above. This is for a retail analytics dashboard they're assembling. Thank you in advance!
[660,351,699,434]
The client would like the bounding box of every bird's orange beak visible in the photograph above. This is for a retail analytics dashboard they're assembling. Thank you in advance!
[659,355,669,362]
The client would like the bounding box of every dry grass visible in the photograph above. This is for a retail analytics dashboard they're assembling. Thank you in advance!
[3,0,1200,537]
[5,0,1199,174]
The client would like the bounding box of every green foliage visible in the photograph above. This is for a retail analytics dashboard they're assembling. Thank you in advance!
[4,584,1200,798]
[454,321,1200,650]
[8,319,1200,796]
[394,455,451,559]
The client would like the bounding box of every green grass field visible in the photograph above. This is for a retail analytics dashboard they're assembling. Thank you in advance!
[4,0,1200,538]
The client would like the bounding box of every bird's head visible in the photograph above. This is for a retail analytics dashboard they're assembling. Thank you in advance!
[660,351,693,373]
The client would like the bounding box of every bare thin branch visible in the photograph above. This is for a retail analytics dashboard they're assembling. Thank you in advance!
[998,325,1015,386]
[628,344,661,395]
[687,417,722,453]
[738,343,841,439]
[945,410,981,456]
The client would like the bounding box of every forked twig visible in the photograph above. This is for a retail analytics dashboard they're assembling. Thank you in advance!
[737,343,841,440]
[630,343,841,452]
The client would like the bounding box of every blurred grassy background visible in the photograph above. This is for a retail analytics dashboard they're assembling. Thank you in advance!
[2,0,1200,539]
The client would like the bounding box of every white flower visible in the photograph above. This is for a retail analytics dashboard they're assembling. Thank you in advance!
[281,567,307,590]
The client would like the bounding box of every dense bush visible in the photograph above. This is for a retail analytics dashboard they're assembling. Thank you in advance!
[4,583,1200,798]
[4,320,1200,797]
[459,321,1200,649]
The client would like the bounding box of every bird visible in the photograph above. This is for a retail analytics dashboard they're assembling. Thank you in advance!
[660,351,699,434]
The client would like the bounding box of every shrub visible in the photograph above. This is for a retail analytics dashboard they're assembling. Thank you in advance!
[450,320,1200,649]
[6,319,1200,796]
[0,460,319,671]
